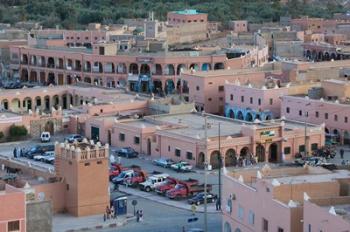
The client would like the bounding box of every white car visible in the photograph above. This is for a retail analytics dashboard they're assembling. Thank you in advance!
[40,132,51,142]
[170,161,193,172]
[139,173,169,192]
[34,151,55,162]
[43,155,55,164]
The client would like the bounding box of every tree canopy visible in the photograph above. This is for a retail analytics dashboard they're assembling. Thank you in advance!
[0,0,346,29]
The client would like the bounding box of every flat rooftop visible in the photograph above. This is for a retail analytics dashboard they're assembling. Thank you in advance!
[120,113,321,140]
[172,9,203,15]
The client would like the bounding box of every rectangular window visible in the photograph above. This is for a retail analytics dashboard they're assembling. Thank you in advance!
[325,113,328,119]
[241,96,244,102]
[218,86,224,92]
[84,162,90,166]
[278,228,284,232]
[8,221,20,231]
[119,133,125,141]
[345,116,348,123]
[250,97,253,104]
[258,98,261,105]
[299,145,305,152]
[230,94,233,101]
[334,115,338,121]
[175,148,181,157]
[134,136,140,144]
[286,107,290,113]
[299,110,302,116]
[238,205,244,220]
[248,210,255,225]
[97,160,102,164]
[284,147,291,155]
[315,111,319,118]
[308,224,311,232]
[186,152,193,160]
[168,146,170,152]
[269,98,273,105]
[311,143,318,151]
[262,218,268,232]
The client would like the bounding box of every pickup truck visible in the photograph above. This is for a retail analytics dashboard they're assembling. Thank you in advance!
[155,178,198,195]
[166,181,213,200]
[139,173,169,192]
[109,164,128,181]
[124,170,147,187]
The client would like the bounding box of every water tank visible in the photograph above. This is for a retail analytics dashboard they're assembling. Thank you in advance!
[308,87,323,99]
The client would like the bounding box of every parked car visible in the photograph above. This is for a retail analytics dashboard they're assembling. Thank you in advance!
[187,192,217,205]
[43,155,55,164]
[153,158,175,168]
[25,145,43,159]
[34,151,55,162]
[112,170,137,185]
[166,182,213,200]
[116,147,138,158]
[294,156,327,166]
[65,134,84,143]
[139,173,169,192]
[170,161,193,172]
[40,131,51,142]
[25,145,54,159]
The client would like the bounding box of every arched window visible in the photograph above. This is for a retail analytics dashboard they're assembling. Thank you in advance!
[224,222,232,232]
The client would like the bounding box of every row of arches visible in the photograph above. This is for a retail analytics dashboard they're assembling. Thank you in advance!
[304,50,340,61]
[225,107,273,122]
[21,53,226,75]
[197,143,279,168]
[325,127,350,145]
[0,93,95,113]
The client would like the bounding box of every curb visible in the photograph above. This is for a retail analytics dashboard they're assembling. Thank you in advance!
[117,188,220,214]
[64,216,135,232]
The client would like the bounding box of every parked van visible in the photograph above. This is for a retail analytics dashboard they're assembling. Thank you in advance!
[40,132,51,142]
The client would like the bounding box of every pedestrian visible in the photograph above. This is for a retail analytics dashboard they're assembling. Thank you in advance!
[342,160,346,165]
[139,210,143,222]
[103,213,106,222]
[20,147,24,157]
[110,206,115,219]
[13,147,17,158]
[340,149,344,159]
[106,206,110,219]
[182,226,186,232]
[216,198,221,211]
[136,210,140,222]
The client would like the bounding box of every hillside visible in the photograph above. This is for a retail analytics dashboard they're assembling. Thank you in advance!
[0,0,347,29]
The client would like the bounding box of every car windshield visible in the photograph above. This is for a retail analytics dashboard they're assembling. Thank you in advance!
[118,172,127,178]
[30,146,39,151]
[174,184,183,189]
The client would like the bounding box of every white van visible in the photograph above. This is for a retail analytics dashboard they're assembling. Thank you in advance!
[139,173,169,192]
[40,132,51,142]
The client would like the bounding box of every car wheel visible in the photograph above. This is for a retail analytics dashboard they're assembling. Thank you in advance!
[145,186,151,192]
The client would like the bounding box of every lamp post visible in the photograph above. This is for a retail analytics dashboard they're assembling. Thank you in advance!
[218,122,222,211]
[203,116,208,232]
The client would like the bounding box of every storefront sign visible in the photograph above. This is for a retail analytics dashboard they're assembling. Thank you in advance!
[260,130,275,137]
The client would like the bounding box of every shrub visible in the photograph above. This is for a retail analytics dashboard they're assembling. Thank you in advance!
[8,124,28,138]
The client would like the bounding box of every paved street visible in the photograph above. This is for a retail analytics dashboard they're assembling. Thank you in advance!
[99,195,222,232]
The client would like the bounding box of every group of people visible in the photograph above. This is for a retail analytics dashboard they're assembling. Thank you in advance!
[13,147,24,158]
[103,205,116,221]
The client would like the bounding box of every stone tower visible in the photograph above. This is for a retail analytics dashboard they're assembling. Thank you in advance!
[55,140,109,217]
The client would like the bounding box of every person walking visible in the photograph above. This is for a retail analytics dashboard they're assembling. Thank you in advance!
[13,147,17,158]
[216,198,221,211]
[136,210,140,222]
[340,148,344,159]
[139,210,143,222]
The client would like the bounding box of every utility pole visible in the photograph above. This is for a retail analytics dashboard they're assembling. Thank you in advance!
[304,120,307,157]
[204,116,208,232]
[218,122,222,211]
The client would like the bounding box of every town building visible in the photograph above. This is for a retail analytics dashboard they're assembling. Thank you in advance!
[98,112,324,168]
[281,79,350,145]
[0,184,26,232]
[222,165,350,232]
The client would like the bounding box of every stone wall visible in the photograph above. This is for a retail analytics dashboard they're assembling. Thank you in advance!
[26,200,52,232]
[30,118,63,137]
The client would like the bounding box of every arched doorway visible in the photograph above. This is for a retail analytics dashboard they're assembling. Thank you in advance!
[245,112,253,122]
[333,129,340,143]
[129,63,138,75]
[189,63,199,71]
[23,97,32,111]
[48,73,55,85]
[21,69,28,82]
[210,150,221,169]
[44,121,54,134]
[198,152,205,168]
[165,79,175,95]
[268,143,278,163]
[165,64,175,75]
[225,149,237,167]
[177,64,186,75]
[44,96,50,111]
[153,64,162,75]
[11,98,21,112]
[239,147,250,164]
[237,111,244,120]
[344,131,350,145]
[256,144,265,162]
[147,138,151,155]
[228,110,235,119]
[201,63,211,71]
[140,64,150,75]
